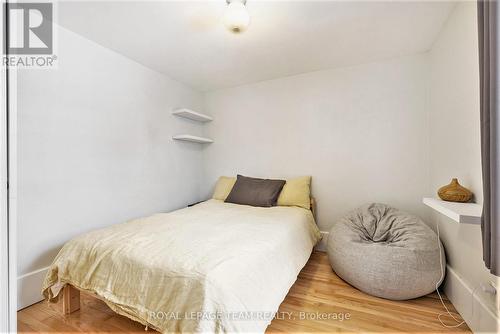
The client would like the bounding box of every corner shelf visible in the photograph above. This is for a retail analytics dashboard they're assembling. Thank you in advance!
[172,135,213,144]
[423,197,482,225]
[172,109,213,123]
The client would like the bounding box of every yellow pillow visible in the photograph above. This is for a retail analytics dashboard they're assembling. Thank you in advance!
[277,176,311,209]
[212,176,237,200]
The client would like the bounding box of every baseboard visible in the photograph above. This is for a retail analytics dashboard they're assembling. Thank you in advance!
[444,265,499,333]
[17,267,49,310]
[315,231,329,252]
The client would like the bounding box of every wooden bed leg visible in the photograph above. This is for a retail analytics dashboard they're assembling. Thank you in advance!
[62,284,80,314]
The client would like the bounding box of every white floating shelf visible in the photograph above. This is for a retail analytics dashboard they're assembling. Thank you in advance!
[172,108,213,123]
[423,197,482,225]
[172,135,213,144]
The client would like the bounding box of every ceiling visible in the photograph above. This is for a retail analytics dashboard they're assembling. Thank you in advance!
[55,1,456,92]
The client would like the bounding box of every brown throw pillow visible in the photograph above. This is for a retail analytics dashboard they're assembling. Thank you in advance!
[225,175,286,207]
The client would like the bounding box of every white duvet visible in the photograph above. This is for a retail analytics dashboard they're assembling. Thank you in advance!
[42,199,321,333]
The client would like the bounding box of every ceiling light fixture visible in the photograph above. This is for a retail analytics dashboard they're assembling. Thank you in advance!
[224,0,250,33]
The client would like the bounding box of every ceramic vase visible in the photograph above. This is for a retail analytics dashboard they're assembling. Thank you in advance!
[437,178,472,203]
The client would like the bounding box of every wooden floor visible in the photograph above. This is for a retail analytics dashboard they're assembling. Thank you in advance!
[18,252,471,333]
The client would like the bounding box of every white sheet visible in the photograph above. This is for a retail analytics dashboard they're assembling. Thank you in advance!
[42,199,320,333]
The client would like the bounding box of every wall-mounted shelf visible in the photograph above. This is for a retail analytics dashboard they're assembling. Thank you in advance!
[172,109,213,123]
[172,135,213,144]
[423,197,482,225]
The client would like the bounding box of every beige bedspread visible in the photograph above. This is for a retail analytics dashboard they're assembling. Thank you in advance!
[42,199,320,333]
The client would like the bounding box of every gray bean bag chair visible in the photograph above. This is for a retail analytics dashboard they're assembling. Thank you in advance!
[327,203,445,300]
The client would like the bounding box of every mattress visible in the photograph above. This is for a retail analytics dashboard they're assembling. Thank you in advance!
[42,199,321,333]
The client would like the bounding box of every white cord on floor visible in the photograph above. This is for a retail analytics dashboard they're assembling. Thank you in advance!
[435,223,467,328]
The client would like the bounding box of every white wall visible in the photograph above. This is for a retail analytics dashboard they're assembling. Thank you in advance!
[428,3,499,332]
[202,54,430,232]
[16,24,204,308]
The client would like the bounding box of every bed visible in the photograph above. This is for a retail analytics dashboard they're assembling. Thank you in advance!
[42,198,320,333]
